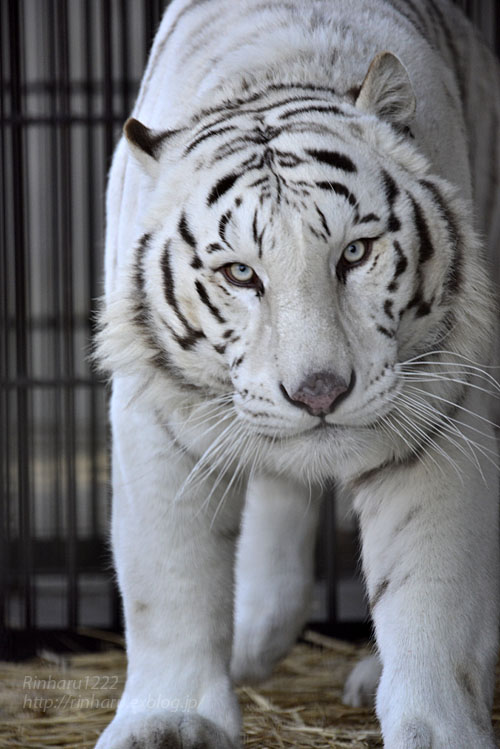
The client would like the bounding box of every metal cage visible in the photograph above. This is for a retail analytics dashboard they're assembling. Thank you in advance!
[1,0,498,660]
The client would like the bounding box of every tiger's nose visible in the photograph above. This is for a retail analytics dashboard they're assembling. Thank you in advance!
[281,371,355,416]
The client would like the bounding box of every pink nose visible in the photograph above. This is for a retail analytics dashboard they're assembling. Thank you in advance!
[281,371,355,416]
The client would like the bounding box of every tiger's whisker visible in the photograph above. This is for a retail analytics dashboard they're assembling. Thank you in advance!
[394,393,488,482]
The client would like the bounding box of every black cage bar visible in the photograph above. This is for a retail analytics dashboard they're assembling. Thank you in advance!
[1,0,167,658]
[1,0,499,660]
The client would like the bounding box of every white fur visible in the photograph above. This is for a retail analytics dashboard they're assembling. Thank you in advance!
[231,474,321,684]
[95,1,500,747]
[343,653,382,708]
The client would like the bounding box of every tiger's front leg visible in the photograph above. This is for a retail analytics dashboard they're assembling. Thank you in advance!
[95,377,244,749]
[231,473,321,684]
[355,438,499,748]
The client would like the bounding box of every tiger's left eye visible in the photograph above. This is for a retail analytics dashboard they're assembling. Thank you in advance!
[220,262,260,287]
[342,239,370,264]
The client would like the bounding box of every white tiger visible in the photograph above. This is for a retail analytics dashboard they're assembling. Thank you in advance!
[95,0,500,747]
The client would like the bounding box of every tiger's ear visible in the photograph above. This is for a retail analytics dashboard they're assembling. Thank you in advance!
[355,52,416,126]
[124,118,178,177]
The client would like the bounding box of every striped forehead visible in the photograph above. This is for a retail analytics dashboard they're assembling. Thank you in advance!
[177,90,399,256]
[190,123,366,209]
[187,84,352,136]
[194,129,385,241]
[184,86,358,161]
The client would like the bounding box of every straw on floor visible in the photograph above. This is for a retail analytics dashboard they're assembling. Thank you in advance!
[1,630,500,748]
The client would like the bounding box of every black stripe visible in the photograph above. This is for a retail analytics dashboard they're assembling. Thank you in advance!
[178,213,204,270]
[185,125,237,154]
[388,214,401,233]
[382,170,401,232]
[268,82,337,95]
[206,242,225,253]
[280,104,345,119]
[216,134,269,156]
[388,239,409,293]
[231,354,245,369]
[384,300,394,320]
[419,179,462,295]
[315,181,358,210]
[308,224,328,242]
[251,208,266,256]
[133,232,153,333]
[252,209,259,244]
[213,123,341,162]
[358,212,380,224]
[213,134,278,161]
[196,91,270,121]
[410,194,434,263]
[249,176,268,189]
[406,289,425,316]
[315,204,331,237]
[194,93,340,129]
[178,212,196,248]
[382,170,399,207]
[195,280,226,323]
[131,233,195,371]
[275,149,306,168]
[207,172,242,205]
[393,240,408,279]
[402,197,434,320]
[281,122,342,140]
[415,299,432,317]
[219,210,232,247]
[377,324,394,339]
[161,240,204,349]
[306,149,357,173]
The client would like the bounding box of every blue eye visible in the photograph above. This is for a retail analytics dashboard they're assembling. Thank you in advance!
[220,262,261,289]
[226,263,254,282]
[342,239,369,264]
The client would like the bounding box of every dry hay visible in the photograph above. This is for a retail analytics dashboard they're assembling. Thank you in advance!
[1,630,500,748]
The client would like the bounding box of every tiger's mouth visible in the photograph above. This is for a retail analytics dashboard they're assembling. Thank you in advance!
[308,419,345,434]
[254,419,352,443]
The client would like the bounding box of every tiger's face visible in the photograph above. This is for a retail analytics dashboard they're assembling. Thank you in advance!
[101,55,487,481]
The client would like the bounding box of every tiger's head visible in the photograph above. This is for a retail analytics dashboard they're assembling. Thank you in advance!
[98,52,494,483]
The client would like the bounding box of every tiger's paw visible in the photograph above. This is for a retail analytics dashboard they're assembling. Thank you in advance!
[230,599,307,684]
[342,653,381,708]
[230,616,292,684]
[94,711,240,749]
[384,718,496,749]
[231,578,310,684]
[384,720,433,749]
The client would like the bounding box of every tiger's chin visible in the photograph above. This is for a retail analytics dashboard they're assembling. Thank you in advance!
[236,402,406,484]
